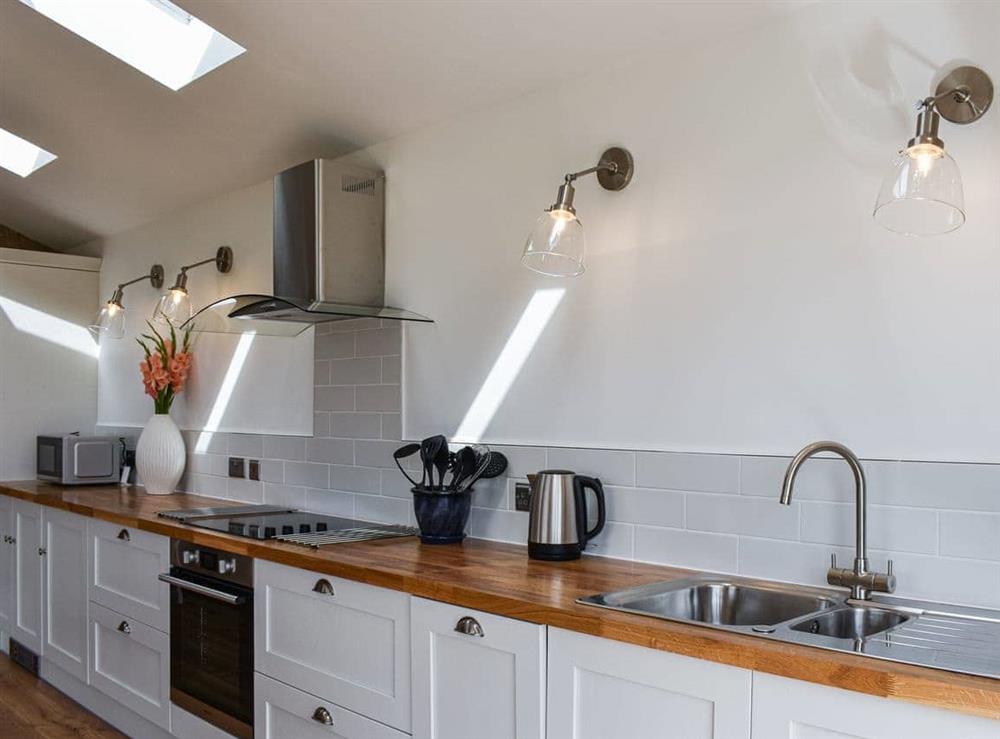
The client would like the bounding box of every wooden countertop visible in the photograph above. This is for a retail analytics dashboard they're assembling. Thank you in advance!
[3,480,999,721]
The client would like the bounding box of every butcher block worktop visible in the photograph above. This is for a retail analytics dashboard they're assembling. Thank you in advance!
[3,479,999,721]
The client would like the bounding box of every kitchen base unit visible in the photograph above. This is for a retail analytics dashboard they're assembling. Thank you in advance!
[547,627,752,739]
[410,596,546,739]
[751,671,1000,739]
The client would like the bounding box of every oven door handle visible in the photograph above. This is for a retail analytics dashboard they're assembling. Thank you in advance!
[158,573,245,605]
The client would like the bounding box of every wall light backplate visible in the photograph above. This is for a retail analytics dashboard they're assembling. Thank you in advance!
[596,147,635,191]
[934,65,993,124]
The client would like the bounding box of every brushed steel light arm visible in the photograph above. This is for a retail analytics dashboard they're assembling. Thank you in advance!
[110,265,165,305]
[168,245,233,292]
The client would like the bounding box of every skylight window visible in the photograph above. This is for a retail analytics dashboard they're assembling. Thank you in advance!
[0,128,57,177]
[20,0,246,91]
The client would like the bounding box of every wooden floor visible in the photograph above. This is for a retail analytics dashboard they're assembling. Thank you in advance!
[0,651,125,738]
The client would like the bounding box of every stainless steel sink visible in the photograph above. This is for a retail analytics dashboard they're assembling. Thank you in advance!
[790,607,909,640]
[579,576,838,628]
[578,573,1000,681]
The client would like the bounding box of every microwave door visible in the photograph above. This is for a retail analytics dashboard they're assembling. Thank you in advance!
[36,437,62,479]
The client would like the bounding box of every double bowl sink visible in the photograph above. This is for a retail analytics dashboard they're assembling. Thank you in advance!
[579,574,1000,680]
[580,575,906,641]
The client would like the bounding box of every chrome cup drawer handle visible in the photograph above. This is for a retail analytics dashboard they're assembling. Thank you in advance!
[117,620,131,634]
[117,529,131,542]
[312,706,334,725]
[455,616,485,637]
[312,579,335,596]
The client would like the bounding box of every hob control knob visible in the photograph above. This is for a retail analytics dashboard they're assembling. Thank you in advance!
[217,558,237,575]
[181,550,200,565]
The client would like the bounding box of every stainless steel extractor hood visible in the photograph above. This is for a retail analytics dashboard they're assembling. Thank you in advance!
[186,158,431,336]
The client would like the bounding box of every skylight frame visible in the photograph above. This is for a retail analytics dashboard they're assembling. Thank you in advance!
[19,0,246,91]
[0,128,58,178]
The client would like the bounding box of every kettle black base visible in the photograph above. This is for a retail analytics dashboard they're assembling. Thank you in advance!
[528,542,585,561]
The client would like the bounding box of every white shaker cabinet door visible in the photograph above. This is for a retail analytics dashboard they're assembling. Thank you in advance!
[42,507,89,681]
[751,672,1000,739]
[0,495,14,642]
[547,628,751,739]
[410,597,546,739]
[255,672,410,739]
[10,499,43,653]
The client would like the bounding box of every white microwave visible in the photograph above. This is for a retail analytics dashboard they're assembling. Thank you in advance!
[36,434,120,485]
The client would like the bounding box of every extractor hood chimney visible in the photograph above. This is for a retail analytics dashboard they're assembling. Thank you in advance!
[186,158,431,336]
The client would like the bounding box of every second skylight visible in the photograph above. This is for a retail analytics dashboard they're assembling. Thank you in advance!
[20,0,246,91]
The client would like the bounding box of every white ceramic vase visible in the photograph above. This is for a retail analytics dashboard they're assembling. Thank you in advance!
[137,413,185,495]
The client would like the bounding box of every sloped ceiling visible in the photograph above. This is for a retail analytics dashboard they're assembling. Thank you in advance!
[0,0,789,250]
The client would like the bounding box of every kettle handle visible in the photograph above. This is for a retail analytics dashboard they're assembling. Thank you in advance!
[574,476,606,549]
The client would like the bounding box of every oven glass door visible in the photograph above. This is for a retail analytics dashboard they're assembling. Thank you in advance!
[169,567,253,729]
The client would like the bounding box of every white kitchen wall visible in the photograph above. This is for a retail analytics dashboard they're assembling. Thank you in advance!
[355,1,1000,463]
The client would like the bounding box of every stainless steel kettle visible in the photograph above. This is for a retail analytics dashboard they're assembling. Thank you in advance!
[527,470,606,561]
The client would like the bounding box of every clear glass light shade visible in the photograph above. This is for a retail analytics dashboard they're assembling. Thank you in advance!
[153,287,192,326]
[89,301,125,340]
[873,145,965,236]
[521,210,585,277]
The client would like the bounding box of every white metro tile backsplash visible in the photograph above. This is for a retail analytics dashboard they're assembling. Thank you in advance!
[109,318,1000,610]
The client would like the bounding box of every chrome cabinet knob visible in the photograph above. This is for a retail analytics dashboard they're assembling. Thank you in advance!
[312,706,334,725]
[117,529,130,542]
[37,547,47,556]
[312,579,335,596]
[455,616,485,637]
[117,621,131,634]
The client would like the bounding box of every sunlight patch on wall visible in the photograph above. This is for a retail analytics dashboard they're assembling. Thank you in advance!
[454,287,566,443]
[194,331,255,453]
[0,296,99,358]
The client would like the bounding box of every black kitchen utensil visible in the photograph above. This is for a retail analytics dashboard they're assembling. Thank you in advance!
[393,443,421,487]
[480,452,508,479]
[433,439,451,489]
[449,446,477,491]
[420,435,447,489]
[456,444,493,493]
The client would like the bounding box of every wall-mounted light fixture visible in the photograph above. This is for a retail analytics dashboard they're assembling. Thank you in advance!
[874,66,993,236]
[89,265,164,341]
[522,147,634,277]
[153,246,234,326]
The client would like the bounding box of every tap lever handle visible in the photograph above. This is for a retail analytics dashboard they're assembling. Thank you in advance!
[887,559,893,575]
[830,553,837,568]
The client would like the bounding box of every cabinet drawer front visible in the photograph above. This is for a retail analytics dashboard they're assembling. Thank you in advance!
[89,519,170,632]
[255,672,409,739]
[255,560,410,731]
[89,601,170,730]
[43,508,89,682]
[411,597,546,739]
[547,628,751,739]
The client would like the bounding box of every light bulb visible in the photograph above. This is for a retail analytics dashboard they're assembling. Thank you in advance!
[906,143,943,175]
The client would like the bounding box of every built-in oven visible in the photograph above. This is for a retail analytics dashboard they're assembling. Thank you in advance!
[160,540,254,738]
